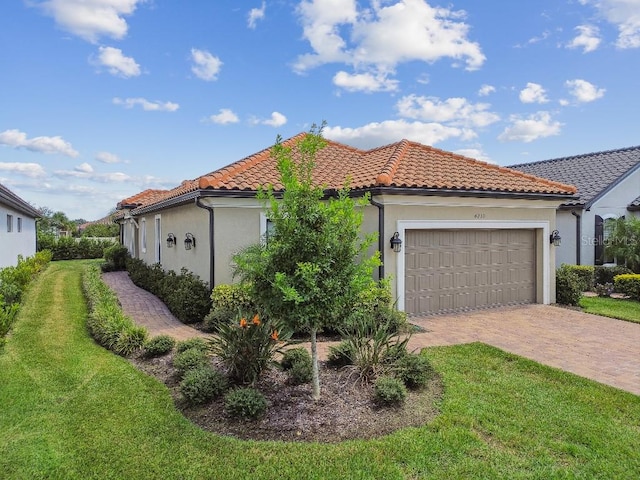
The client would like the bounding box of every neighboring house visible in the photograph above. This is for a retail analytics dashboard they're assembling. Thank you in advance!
[0,183,40,268]
[116,134,576,316]
[510,146,640,268]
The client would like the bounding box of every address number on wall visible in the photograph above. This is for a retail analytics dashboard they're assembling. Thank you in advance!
[473,213,486,219]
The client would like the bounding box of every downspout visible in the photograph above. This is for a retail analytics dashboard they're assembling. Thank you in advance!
[195,197,215,288]
[571,210,581,265]
[369,197,385,279]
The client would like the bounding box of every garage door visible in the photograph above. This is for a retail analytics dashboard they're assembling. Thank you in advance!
[405,229,536,316]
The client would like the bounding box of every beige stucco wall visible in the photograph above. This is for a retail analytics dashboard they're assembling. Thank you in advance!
[369,194,563,308]
[136,203,210,284]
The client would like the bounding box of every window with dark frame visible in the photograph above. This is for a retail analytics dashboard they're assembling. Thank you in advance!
[7,214,13,233]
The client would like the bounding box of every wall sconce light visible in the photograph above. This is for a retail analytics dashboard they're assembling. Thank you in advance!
[184,232,196,250]
[550,229,561,247]
[166,233,176,248]
[390,231,402,253]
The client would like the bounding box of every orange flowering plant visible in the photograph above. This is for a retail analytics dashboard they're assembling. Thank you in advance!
[209,311,291,385]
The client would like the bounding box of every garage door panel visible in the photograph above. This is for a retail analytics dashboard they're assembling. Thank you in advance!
[405,229,536,316]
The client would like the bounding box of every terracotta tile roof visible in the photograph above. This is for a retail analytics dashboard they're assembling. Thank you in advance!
[509,145,640,208]
[195,136,576,194]
[123,134,576,215]
[117,189,170,209]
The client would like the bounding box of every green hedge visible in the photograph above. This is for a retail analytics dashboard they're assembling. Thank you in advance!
[560,264,594,292]
[38,235,116,260]
[82,264,147,356]
[613,274,640,301]
[126,258,211,324]
[1,251,52,348]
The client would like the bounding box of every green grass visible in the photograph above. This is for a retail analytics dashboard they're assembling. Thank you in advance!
[1,260,639,479]
[579,295,640,323]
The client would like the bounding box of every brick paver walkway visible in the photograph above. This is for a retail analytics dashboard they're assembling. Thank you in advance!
[101,271,209,342]
[101,270,640,396]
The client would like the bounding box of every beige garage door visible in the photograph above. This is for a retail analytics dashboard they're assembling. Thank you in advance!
[405,229,536,316]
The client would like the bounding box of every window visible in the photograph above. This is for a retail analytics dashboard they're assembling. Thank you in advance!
[141,218,147,253]
[17,217,22,232]
[6,214,13,233]
[595,214,621,265]
[154,215,162,264]
[260,213,275,244]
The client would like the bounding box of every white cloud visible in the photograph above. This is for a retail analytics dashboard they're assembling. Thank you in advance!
[324,119,473,149]
[96,151,122,164]
[190,48,222,81]
[567,25,601,52]
[248,2,266,29]
[0,129,79,157]
[252,112,287,127]
[37,0,145,43]
[396,95,500,128]
[207,109,240,125]
[294,0,485,84]
[588,0,640,48]
[519,83,549,104]
[75,162,94,173]
[565,79,606,103]
[93,46,141,77]
[0,162,47,178]
[332,70,399,92]
[478,84,496,96]
[54,169,132,183]
[498,112,562,143]
[113,97,179,111]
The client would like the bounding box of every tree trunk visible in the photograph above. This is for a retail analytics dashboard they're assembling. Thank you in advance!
[310,327,320,400]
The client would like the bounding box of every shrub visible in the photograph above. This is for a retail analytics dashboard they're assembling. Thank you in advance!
[143,335,176,357]
[614,274,640,301]
[281,347,313,385]
[327,341,354,368]
[594,283,614,297]
[561,265,594,292]
[179,366,228,405]
[280,347,311,370]
[555,264,583,306]
[339,314,410,382]
[82,264,147,356]
[374,376,407,406]
[125,259,211,324]
[341,279,407,335]
[209,313,289,385]
[175,337,208,354]
[44,236,114,260]
[224,387,267,419]
[393,353,434,390]
[204,283,255,332]
[173,347,209,376]
[102,244,129,271]
[595,265,634,286]
[288,358,313,385]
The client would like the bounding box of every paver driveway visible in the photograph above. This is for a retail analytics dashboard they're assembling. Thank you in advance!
[405,304,640,396]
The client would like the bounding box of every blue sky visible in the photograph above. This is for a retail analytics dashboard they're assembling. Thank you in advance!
[1,0,639,220]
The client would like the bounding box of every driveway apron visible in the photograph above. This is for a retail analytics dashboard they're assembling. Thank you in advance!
[407,304,640,396]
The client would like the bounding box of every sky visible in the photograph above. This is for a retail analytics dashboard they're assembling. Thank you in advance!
[1,0,639,221]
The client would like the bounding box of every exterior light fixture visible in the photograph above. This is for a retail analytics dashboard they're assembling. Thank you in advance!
[390,231,402,253]
[184,233,196,250]
[550,229,561,247]
[166,233,176,248]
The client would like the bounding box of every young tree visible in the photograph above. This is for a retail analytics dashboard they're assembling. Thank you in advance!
[606,216,640,272]
[233,124,380,400]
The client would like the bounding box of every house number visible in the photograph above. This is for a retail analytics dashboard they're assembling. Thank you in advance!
[474,213,486,219]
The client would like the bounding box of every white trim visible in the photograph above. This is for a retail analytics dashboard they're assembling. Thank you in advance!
[395,220,552,312]
[140,218,147,254]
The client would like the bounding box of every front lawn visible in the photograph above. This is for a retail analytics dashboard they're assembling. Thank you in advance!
[579,295,640,324]
[1,260,639,479]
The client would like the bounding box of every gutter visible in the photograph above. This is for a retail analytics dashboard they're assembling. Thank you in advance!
[571,210,581,264]
[195,197,215,288]
[369,197,385,280]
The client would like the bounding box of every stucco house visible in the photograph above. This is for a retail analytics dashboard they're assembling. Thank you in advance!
[510,146,640,267]
[117,134,576,316]
[0,183,39,268]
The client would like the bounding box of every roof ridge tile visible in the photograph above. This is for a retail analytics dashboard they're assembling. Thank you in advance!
[376,140,410,186]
